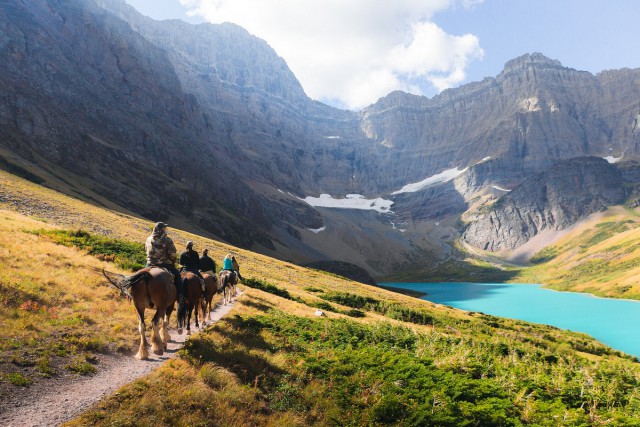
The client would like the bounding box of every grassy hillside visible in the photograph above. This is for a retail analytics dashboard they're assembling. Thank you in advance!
[513,206,640,299]
[2,170,640,425]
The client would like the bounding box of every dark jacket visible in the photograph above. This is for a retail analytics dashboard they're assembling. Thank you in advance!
[199,254,216,272]
[179,249,200,271]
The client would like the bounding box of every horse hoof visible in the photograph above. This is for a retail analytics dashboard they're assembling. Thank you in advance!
[177,328,183,335]
[153,349,163,356]
[187,330,191,336]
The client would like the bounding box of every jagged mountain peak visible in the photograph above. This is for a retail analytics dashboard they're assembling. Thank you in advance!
[501,52,564,74]
[95,0,308,105]
[3,0,640,275]
[367,52,572,112]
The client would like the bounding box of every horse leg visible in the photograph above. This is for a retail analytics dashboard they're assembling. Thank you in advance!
[193,299,198,330]
[150,308,165,355]
[163,305,173,347]
[199,299,207,326]
[205,298,210,322]
[186,305,193,336]
[135,305,149,360]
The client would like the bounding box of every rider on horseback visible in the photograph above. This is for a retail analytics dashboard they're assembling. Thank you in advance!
[145,222,184,303]
[179,241,206,292]
[232,255,244,281]
[199,248,216,276]
[221,253,243,281]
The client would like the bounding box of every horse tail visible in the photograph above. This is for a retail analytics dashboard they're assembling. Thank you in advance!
[177,300,187,329]
[219,272,228,293]
[103,268,150,299]
[125,269,151,287]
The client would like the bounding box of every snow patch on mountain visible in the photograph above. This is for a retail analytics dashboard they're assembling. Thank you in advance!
[392,167,468,194]
[604,155,623,164]
[302,194,393,213]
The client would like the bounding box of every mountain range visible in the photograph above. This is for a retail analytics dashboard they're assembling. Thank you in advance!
[2,0,640,280]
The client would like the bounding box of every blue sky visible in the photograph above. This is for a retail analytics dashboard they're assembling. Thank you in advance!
[124,0,640,110]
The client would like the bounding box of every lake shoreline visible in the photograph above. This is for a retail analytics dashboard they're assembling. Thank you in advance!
[383,281,640,359]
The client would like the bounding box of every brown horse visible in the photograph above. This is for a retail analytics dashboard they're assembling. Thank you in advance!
[201,273,219,322]
[179,271,204,335]
[219,270,237,305]
[104,267,176,360]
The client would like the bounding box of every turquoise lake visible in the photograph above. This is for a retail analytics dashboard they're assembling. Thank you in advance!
[383,282,640,359]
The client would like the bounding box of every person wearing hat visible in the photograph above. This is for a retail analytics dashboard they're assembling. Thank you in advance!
[199,248,216,277]
[179,240,205,290]
[145,222,184,302]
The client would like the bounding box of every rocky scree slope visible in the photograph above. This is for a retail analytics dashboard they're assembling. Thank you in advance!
[462,157,626,251]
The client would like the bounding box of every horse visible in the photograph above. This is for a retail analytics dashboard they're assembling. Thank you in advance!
[219,270,237,305]
[179,271,204,335]
[201,273,219,322]
[104,267,176,360]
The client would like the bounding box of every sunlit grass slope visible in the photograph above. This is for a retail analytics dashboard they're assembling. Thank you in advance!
[514,206,640,299]
[0,210,134,388]
[3,169,640,425]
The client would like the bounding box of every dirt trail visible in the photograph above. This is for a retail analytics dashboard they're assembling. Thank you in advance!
[0,297,240,427]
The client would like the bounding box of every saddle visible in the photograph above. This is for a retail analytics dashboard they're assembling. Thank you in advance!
[181,267,206,292]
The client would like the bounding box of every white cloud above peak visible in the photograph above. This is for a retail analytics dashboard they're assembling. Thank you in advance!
[180,0,484,110]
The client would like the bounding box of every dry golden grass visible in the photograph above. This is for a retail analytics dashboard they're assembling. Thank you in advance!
[0,209,137,390]
[515,206,640,298]
[0,168,468,396]
[5,168,640,426]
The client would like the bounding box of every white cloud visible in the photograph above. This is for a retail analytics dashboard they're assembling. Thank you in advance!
[180,0,484,110]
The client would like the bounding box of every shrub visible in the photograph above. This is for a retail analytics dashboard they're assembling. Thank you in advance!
[242,278,293,300]
[345,309,366,318]
[309,300,338,312]
[320,292,434,326]
[33,229,146,271]
[320,292,379,309]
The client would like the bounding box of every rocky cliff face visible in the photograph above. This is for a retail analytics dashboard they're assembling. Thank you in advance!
[0,0,322,249]
[462,157,626,251]
[3,0,640,275]
[362,53,640,193]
